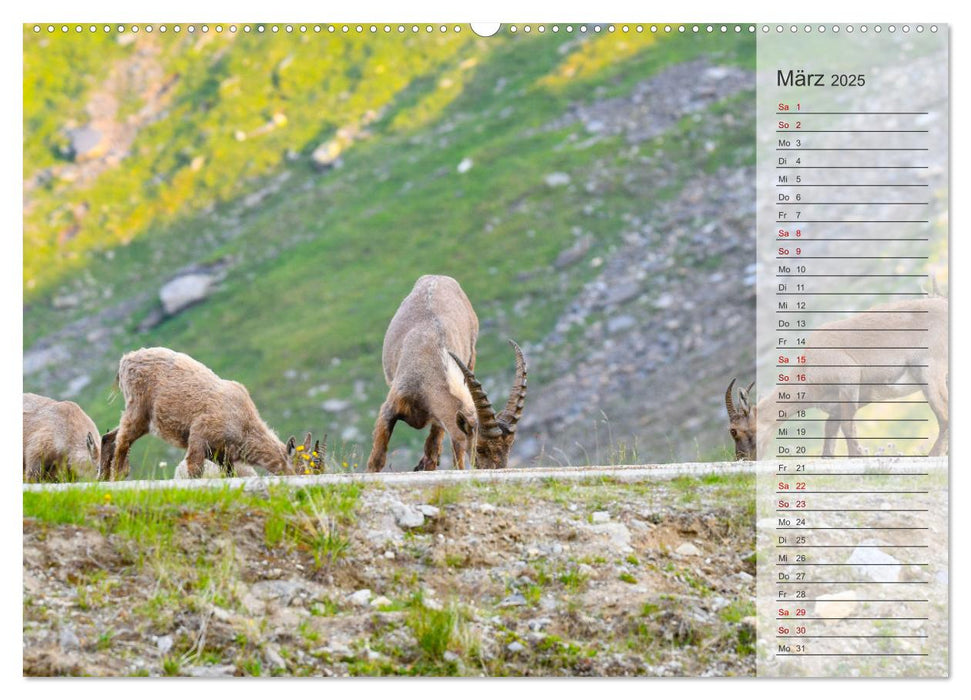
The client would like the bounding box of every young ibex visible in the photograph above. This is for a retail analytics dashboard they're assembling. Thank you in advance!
[726,297,948,460]
[367,275,528,472]
[101,347,321,480]
[23,393,102,482]
[173,433,324,479]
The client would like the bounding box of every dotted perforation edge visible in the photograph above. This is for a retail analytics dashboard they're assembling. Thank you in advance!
[28,24,941,36]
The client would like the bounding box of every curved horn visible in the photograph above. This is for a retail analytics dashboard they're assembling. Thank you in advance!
[448,351,502,438]
[497,339,527,433]
[725,378,738,418]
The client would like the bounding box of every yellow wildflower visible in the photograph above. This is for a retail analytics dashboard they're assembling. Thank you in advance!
[296,445,304,451]
[312,451,318,457]
[104,493,112,503]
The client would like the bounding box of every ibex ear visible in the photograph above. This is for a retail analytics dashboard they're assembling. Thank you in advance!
[86,432,97,459]
[303,432,313,452]
[286,435,297,456]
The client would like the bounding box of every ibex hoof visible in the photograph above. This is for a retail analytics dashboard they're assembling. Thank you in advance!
[414,457,438,472]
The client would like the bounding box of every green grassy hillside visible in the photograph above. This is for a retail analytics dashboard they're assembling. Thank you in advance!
[24,26,757,476]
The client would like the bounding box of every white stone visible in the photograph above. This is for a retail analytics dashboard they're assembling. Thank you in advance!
[675,542,702,557]
[391,501,425,529]
[160,273,213,315]
[814,591,859,621]
[348,589,373,606]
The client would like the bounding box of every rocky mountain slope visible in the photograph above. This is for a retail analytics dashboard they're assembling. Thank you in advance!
[23,27,756,474]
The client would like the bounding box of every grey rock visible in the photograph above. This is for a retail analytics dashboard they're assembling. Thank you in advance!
[59,626,80,652]
[66,126,106,161]
[264,643,287,671]
[654,293,675,309]
[457,157,474,174]
[390,501,425,529]
[348,589,373,606]
[589,522,632,553]
[160,273,213,315]
[63,374,91,398]
[554,235,593,269]
[506,641,526,654]
[322,398,351,412]
[591,511,610,524]
[24,344,69,375]
[249,579,304,605]
[156,635,174,654]
[847,545,902,582]
[52,294,80,310]
[527,617,552,632]
[498,592,527,608]
[607,315,636,334]
[416,504,440,518]
[544,172,571,187]
[185,664,237,677]
[676,542,702,557]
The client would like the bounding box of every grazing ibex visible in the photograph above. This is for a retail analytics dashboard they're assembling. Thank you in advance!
[102,347,321,480]
[23,393,102,482]
[173,433,324,479]
[367,275,527,472]
[726,296,948,460]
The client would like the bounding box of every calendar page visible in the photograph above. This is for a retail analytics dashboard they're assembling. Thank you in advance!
[21,22,948,679]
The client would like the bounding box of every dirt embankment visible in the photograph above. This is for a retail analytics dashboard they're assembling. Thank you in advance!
[23,472,756,677]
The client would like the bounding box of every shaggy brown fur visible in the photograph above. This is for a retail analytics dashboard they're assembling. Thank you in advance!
[102,347,316,480]
[23,393,101,482]
[367,275,527,472]
[727,297,948,459]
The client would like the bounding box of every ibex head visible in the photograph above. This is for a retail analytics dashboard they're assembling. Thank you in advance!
[448,340,527,470]
[725,378,757,461]
[288,432,326,475]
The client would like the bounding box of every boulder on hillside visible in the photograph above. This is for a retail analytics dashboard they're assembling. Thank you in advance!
[159,272,214,316]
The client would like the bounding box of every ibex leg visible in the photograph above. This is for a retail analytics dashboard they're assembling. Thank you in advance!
[822,414,841,458]
[926,370,949,456]
[110,410,149,480]
[415,423,444,471]
[367,399,398,472]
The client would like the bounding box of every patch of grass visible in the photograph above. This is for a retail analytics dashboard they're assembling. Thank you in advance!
[96,629,115,651]
[309,598,340,617]
[640,602,661,617]
[426,483,464,508]
[557,566,589,593]
[618,572,637,584]
[162,655,181,676]
[240,657,262,677]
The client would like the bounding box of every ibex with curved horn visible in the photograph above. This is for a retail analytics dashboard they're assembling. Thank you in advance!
[367,275,527,472]
[726,296,948,460]
[725,378,757,461]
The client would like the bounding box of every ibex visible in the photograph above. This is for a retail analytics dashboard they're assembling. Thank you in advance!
[173,433,324,479]
[101,347,322,480]
[367,275,527,472]
[726,296,948,459]
[23,393,102,482]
